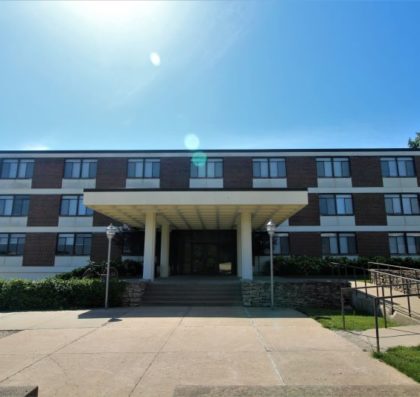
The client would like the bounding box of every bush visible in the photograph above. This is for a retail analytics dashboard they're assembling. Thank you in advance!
[272,256,420,277]
[54,259,142,280]
[0,278,127,311]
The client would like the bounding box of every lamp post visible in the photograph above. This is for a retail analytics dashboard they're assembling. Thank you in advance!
[105,223,118,309]
[266,219,276,310]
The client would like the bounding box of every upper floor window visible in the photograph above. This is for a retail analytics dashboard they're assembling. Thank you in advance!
[385,194,420,215]
[389,233,420,255]
[60,195,93,216]
[0,233,25,255]
[253,232,289,256]
[64,159,97,179]
[0,159,34,179]
[319,194,353,216]
[316,158,350,178]
[252,158,286,178]
[381,157,415,177]
[127,159,160,178]
[0,195,29,216]
[191,158,223,178]
[56,233,92,255]
[322,233,357,255]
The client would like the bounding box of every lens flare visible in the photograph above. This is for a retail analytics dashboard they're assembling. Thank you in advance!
[192,151,207,168]
[184,134,200,150]
[150,52,161,66]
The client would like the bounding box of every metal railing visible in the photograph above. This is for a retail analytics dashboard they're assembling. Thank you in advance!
[330,261,420,352]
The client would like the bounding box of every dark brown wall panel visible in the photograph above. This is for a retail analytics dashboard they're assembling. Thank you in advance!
[91,234,122,262]
[23,233,56,266]
[353,193,387,225]
[289,194,320,226]
[92,211,122,227]
[286,157,317,189]
[31,158,64,188]
[357,232,389,257]
[27,195,60,226]
[289,233,322,256]
[415,156,420,185]
[224,157,253,189]
[96,158,126,189]
[351,156,383,187]
[160,157,190,189]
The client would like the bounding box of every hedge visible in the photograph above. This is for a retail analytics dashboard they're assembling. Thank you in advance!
[271,256,420,276]
[0,278,127,311]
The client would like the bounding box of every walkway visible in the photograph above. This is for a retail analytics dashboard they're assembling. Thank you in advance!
[0,306,416,397]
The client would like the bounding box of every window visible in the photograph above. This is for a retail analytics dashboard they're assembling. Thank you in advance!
[253,232,290,256]
[0,159,34,179]
[385,194,420,215]
[319,194,353,215]
[389,233,420,255]
[0,195,29,216]
[60,195,93,216]
[0,233,25,255]
[322,233,357,255]
[56,233,92,255]
[64,159,97,179]
[316,158,350,178]
[190,158,223,178]
[252,158,286,178]
[127,159,160,178]
[122,232,142,255]
[381,157,415,177]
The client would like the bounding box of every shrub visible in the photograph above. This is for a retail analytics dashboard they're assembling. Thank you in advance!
[0,278,126,311]
[271,256,420,277]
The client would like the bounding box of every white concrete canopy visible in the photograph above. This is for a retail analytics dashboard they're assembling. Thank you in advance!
[84,190,308,230]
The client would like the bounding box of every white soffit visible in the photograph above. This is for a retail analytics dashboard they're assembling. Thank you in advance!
[84,190,308,230]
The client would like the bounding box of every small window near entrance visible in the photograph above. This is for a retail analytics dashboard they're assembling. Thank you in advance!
[253,232,290,256]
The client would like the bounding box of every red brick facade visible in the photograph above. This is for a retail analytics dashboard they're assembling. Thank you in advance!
[289,233,322,256]
[31,158,64,188]
[350,156,383,187]
[286,157,317,188]
[23,233,56,266]
[353,193,387,225]
[27,195,61,226]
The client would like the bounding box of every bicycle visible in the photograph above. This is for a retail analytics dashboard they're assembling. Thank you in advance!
[82,260,119,279]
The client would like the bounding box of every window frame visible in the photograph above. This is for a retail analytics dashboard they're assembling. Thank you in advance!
[319,194,354,216]
[321,232,357,256]
[381,157,416,178]
[60,195,93,217]
[0,159,34,180]
[316,157,351,178]
[252,158,287,179]
[389,232,420,255]
[63,159,97,179]
[385,194,420,216]
[0,233,25,256]
[56,233,92,256]
[190,158,223,179]
[127,158,160,179]
[0,195,30,217]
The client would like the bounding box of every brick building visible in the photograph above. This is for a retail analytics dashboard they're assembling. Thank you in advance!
[0,149,419,279]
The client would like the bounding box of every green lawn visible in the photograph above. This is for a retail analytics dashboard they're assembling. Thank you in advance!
[301,308,397,331]
[374,346,420,383]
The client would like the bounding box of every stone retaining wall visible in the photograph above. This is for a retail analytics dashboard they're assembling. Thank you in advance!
[121,282,148,307]
[242,280,350,308]
[371,269,420,295]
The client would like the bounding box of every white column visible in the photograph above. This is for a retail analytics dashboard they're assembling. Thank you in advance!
[236,220,242,277]
[240,211,253,280]
[160,223,170,278]
[143,211,156,280]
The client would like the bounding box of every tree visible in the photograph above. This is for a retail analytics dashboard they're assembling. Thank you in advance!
[408,132,420,149]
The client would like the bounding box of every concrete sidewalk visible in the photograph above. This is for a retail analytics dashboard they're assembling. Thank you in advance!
[0,306,416,397]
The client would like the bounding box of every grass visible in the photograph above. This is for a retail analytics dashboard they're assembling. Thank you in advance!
[301,308,398,331]
[374,346,420,383]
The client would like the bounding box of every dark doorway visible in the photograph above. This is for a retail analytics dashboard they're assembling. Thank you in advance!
[170,230,236,276]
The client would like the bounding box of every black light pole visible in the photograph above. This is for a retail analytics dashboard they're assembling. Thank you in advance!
[105,224,117,309]
[266,219,276,310]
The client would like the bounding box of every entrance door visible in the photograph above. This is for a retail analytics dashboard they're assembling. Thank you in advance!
[191,243,219,275]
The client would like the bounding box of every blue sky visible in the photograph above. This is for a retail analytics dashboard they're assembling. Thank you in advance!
[0,1,419,151]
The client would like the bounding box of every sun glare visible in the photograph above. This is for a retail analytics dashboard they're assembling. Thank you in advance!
[63,1,163,25]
